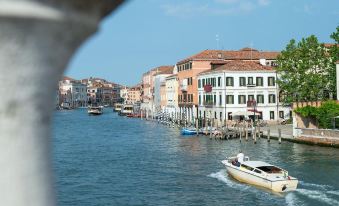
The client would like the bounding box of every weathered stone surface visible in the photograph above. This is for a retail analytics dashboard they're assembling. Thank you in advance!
[0,1,124,206]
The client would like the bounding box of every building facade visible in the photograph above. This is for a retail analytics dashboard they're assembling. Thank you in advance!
[59,77,87,108]
[165,73,179,118]
[197,61,291,124]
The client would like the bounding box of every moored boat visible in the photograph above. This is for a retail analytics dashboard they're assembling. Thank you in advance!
[181,127,197,135]
[221,155,298,192]
[88,106,103,115]
[113,103,123,112]
[119,104,133,116]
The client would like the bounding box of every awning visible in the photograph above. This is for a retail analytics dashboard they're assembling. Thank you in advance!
[231,111,247,116]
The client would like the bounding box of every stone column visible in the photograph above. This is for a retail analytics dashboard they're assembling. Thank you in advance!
[0,1,124,206]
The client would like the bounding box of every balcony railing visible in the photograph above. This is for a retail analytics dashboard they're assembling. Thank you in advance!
[203,101,215,108]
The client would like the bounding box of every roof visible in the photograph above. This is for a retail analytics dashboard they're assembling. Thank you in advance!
[243,161,273,168]
[152,65,174,75]
[165,73,178,79]
[177,48,279,64]
[62,76,75,81]
[198,61,274,76]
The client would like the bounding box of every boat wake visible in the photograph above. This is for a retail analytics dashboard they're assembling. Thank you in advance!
[295,181,339,205]
[208,170,339,206]
[208,169,251,191]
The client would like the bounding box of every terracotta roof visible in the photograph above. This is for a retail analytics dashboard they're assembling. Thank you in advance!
[62,76,75,81]
[152,65,174,75]
[177,48,279,64]
[198,61,274,76]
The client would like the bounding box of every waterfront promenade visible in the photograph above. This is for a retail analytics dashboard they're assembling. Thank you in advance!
[53,109,339,206]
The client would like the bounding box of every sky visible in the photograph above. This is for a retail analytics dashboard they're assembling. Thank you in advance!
[66,0,339,86]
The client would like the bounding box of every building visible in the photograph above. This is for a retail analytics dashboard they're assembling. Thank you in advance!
[120,86,129,103]
[141,65,173,117]
[59,76,87,108]
[176,48,279,123]
[197,61,291,124]
[87,83,103,104]
[165,67,179,118]
[128,84,142,104]
[153,67,174,112]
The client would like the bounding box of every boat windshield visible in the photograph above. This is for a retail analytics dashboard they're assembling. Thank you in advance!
[256,166,282,174]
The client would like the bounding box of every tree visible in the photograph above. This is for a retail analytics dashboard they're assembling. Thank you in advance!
[329,26,339,98]
[276,35,335,104]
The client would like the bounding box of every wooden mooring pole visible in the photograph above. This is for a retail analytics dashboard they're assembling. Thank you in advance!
[278,128,282,144]
[267,129,270,142]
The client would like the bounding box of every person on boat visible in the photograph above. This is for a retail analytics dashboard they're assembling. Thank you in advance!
[237,151,244,163]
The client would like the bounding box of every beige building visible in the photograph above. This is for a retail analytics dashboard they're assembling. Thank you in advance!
[165,72,179,118]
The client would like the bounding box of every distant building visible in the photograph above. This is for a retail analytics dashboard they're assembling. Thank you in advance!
[154,67,174,112]
[165,70,179,118]
[59,76,87,108]
[128,84,142,104]
[141,65,173,116]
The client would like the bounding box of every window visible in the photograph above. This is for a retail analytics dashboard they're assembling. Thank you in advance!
[189,62,192,69]
[239,77,246,86]
[212,78,216,87]
[269,94,276,103]
[218,77,221,87]
[220,112,222,120]
[219,94,222,105]
[248,95,254,101]
[187,77,193,85]
[248,77,254,85]
[279,111,284,119]
[270,111,275,120]
[257,95,264,104]
[268,77,275,86]
[202,79,206,87]
[198,79,201,88]
[199,111,201,118]
[238,95,246,104]
[213,95,216,105]
[226,95,234,104]
[199,95,201,105]
[215,112,217,119]
[226,77,234,86]
[256,77,263,86]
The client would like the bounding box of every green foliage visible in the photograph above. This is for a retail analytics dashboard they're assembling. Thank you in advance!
[329,26,339,97]
[277,27,337,104]
[294,101,339,129]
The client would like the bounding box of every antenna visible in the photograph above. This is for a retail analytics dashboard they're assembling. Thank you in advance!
[250,42,253,60]
[216,34,219,50]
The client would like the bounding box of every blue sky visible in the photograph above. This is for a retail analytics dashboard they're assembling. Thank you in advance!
[66,0,339,86]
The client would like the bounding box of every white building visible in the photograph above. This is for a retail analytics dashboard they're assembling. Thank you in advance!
[154,73,172,112]
[197,61,291,123]
[59,78,87,108]
[165,73,179,118]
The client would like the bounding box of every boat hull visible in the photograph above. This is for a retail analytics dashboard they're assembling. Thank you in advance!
[181,129,197,135]
[226,165,298,192]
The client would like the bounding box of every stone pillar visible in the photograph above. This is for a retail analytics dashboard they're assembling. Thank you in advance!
[0,1,124,206]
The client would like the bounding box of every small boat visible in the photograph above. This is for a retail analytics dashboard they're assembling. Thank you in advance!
[113,103,123,112]
[88,106,103,115]
[181,127,197,135]
[119,104,133,116]
[222,155,298,192]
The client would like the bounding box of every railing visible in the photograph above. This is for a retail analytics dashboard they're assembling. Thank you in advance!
[203,101,215,107]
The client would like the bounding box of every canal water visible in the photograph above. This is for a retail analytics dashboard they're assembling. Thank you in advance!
[53,108,339,206]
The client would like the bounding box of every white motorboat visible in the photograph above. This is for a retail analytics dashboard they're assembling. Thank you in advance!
[88,106,103,115]
[222,156,298,192]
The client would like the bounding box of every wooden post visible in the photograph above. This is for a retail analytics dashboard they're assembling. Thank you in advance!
[267,129,270,142]
[254,127,257,144]
[239,122,242,142]
[258,125,261,138]
[196,118,199,136]
[210,119,213,139]
[278,128,282,144]
[245,122,248,141]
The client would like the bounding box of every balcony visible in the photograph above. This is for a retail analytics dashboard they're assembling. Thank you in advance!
[247,83,256,87]
[203,101,215,108]
[180,84,187,91]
